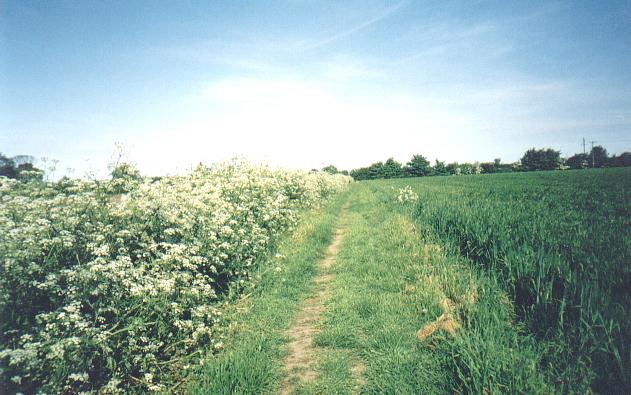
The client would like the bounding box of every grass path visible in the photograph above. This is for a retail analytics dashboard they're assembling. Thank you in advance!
[293,183,449,394]
[279,202,349,394]
[187,193,349,394]
[190,183,552,394]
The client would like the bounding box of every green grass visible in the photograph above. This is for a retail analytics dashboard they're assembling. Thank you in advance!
[382,168,631,393]
[187,192,349,394]
[188,169,629,394]
[300,182,551,394]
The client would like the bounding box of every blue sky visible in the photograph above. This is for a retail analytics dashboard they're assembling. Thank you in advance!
[1,0,631,177]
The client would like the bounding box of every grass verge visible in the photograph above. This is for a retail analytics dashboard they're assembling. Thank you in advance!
[187,192,348,394]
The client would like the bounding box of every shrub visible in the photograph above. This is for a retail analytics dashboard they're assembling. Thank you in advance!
[0,161,351,393]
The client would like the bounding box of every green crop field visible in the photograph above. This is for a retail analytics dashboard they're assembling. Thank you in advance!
[2,167,629,394]
[381,168,631,393]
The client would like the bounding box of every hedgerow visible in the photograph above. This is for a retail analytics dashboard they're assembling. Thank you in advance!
[0,161,351,393]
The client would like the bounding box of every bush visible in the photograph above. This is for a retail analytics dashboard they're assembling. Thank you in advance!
[0,161,351,393]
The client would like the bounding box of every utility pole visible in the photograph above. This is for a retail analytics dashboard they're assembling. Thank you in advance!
[589,140,597,168]
[582,137,586,154]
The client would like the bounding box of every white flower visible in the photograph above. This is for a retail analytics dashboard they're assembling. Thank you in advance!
[68,372,89,382]
[0,160,351,393]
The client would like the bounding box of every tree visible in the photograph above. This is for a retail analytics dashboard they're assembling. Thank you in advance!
[321,165,339,174]
[0,153,44,181]
[495,159,513,173]
[566,153,589,169]
[610,152,631,167]
[405,155,431,177]
[111,162,140,180]
[380,158,405,179]
[520,148,561,171]
[589,145,608,168]
[12,155,36,166]
[433,160,448,176]
[480,162,496,174]
[460,163,473,175]
[349,169,359,179]
[445,162,459,175]
[0,153,17,178]
[349,167,367,180]
[16,163,44,182]
[366,162,384,180]
[482,159,512,173]
[350,164,380,180]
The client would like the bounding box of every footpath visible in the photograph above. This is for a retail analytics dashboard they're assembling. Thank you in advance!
[190,184,504,394]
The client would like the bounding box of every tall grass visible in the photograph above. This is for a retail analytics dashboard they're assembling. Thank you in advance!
[399,168,631,392]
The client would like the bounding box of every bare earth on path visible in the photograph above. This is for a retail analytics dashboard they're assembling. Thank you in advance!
[279,203,357,395]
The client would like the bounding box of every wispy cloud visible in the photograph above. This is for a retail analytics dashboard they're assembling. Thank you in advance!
[6,0,630,176]
[302,0,409,50]
[389,20,506,68]
[148,1,409,72]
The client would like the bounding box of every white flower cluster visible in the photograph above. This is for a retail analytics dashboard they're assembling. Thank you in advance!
[0,160,350,394]
[395,185,419,204]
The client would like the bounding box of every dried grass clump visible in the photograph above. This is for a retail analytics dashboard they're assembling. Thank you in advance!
[416,285,478,342]
[416,297,460,341]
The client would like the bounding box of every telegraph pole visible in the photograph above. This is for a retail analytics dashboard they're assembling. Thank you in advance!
[589,140,597,168]
[582,137,586,154]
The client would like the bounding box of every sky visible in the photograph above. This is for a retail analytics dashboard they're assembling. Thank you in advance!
[1,0,631,177]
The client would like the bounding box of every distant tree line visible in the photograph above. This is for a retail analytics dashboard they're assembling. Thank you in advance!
[0,153,44,182]
[319,165,349,176]
[338,146,631,181]
[520,146,631,170]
